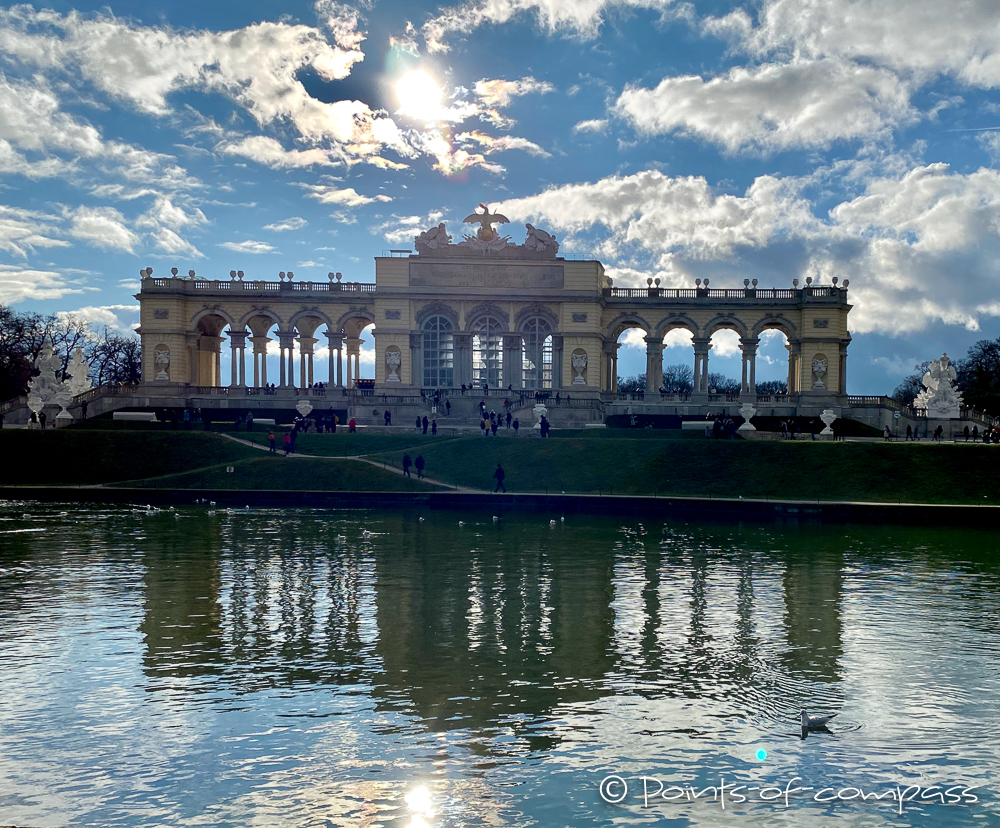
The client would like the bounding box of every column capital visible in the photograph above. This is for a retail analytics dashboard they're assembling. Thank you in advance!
[227,330,248,347]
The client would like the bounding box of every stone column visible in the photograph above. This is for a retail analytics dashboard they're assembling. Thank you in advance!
[409,333,422,388]
[345,337,362,387]
[740,337,759,399]
[602,340,616,391]
[692,337,712,396]
[326,332,342,386]
[644,334,663,393]
[298,336,317,387]
[839,343,848,394]
[228,330,247,388]
[501,333,522,389]
[787,341,801,394]
[453,333,473,389]
[276,331,296,387]
[551,335,563,390]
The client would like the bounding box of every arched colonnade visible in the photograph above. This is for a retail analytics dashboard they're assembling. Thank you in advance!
[186,308,375,388]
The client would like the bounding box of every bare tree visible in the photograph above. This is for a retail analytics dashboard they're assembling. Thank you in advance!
[87,328,142,386]
[662,363,693,393]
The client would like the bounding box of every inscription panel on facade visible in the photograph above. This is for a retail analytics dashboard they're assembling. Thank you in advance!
[410,261,564,289]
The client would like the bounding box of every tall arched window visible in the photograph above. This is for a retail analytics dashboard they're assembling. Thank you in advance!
[422,316,454,387]
[472,315,503,389]
[521,316,553,388]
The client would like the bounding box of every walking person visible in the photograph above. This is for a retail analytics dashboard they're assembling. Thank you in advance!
[884,425,892,442]
[493,463,506,493]
[349,417,356,432]
[415,455,425,479]
[39,411,46,430]
[384,410,392,426]
[973,425,980,442]
[422,415,429,435]
[481,417,488,436]
[402,454,412,477]
[906,424,913,441]
[964,425,970,442]
[461,383,466,395]
[446,399,451,416]
[491,417,499,436]
[415,416,422,432]
[513,418,519,436]
[283,432,292,455]
[268,431,276,453]
[431,419,437,435]
[506,411,511,429]
[290,427,298,454]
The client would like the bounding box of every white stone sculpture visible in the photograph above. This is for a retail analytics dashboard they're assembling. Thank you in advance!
[571,352,588,385]
[914,353,964,419]
[385,349,401,382]
[67,347,91,397]
[532,402,548,430]
[820,409,837,435]
[154,348,171,381]
[737,403,757,432]
[414,223,452,253]
[295,399,314,418]
[812,358,828,389]
[524,223,559,255]
[27,337,72,427]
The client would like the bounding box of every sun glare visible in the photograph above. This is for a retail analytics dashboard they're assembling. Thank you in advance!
[396,70,444,121]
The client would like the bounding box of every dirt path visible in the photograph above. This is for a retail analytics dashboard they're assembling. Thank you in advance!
[220,433,483,493]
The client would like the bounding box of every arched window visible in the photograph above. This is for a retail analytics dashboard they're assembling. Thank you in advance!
[422,316,454,387]
[472,315,503,389]
[521,316,553,388]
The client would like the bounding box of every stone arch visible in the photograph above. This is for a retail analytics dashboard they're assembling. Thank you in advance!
[606,312,650,340]
[515,302,558,330]
[704,313,749,339]
[336,308,376,337]
[190,306,237,332]
[238,308,282,329]
[465,301,509,331]
[415,301,459,329]
[289,307,334,332]
[654,314,700,339]
[752,314,797,340]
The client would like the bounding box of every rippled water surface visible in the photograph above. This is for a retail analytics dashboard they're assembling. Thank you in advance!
[0,503,998,827]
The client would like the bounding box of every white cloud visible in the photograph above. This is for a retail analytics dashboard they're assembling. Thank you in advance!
[371,211,445,246]
[457,131,551,157]
[501,164,1000,336]
[56,304,140,334]
[299,184,393,207]
[0,264,83,303]
[574,119,609,133]
[0,206,69,257]
[0,75,199,188]
[264,217,308,232]
[219,136,341,169]
[707,0,1000,89]
[474,77,555,107]
[65,206,140,252]
[615,59,915,153]
[220,240,276,254]
[423,0,676,53]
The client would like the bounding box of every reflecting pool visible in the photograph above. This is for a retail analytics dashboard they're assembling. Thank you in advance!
[0,503,998,827]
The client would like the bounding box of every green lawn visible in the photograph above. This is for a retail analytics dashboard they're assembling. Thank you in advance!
[0,430,259,485]
[370,436,1000,504]
[113,456,445,491]
[239,429,458,456]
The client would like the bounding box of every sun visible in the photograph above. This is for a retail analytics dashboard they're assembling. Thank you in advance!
[396,70,444,122]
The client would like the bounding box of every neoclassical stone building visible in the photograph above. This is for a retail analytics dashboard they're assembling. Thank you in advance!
[135,206,852,418]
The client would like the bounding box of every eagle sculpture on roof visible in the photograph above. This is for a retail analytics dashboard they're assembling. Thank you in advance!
[463,203,509,242]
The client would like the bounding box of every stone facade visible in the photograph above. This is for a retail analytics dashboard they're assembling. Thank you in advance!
[135,215,853,412]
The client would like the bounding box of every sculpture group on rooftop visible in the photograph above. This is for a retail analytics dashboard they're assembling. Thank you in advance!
[413,203,559,258]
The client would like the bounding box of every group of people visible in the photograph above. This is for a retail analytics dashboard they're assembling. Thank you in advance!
[411,415,437,435]
[401,454,426,478]
[479,406,522,436]
[897,423,1000,442]
[707,416,741,439]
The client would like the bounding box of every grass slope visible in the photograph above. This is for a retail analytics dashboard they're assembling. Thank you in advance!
[371,437,1000,504]
[240,430,458,456]
[0,430,258,485]
[113,456,445,491]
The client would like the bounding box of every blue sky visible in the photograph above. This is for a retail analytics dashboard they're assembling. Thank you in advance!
[3,0,1000,391]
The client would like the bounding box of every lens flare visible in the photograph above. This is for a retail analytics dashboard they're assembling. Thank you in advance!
[396,70,444,121]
